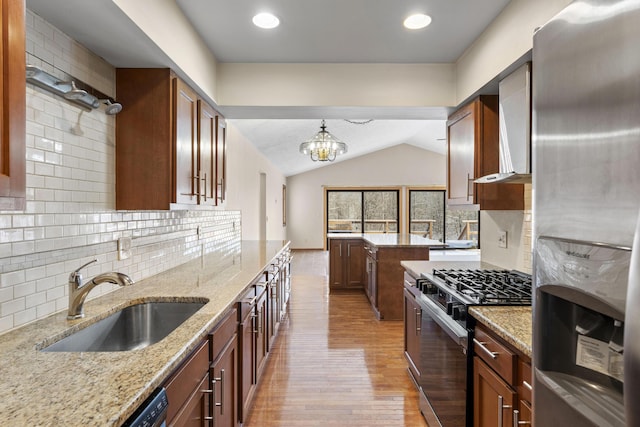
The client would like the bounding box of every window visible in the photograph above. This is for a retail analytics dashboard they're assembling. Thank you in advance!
[408,188,479,246]
[326,189,399,234]
[408,189,445,241]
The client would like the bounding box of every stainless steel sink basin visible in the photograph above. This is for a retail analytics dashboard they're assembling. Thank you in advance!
[42,301,207,352]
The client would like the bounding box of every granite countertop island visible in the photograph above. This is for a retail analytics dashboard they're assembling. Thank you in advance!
[327,232,443,248]
[400,259,532,358]
[0,240,289,426]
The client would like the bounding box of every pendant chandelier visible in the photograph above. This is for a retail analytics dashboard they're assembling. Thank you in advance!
[299,120,348,162]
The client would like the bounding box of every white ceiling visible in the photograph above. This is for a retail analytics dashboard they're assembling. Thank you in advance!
[25,0,511,176]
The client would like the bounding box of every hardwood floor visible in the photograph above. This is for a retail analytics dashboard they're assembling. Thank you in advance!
[243,250,428,427]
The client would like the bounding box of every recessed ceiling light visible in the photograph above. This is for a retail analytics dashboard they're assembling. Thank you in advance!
[403,14,432,30]
[253,12,280,29]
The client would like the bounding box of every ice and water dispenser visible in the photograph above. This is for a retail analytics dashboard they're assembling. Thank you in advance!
[534,237,628,427]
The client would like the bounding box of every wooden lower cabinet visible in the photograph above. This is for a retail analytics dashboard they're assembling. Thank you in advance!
[164,339,210,427]
[329,239,365,290]
[170,373,210,427]
[403,286,422,384]
[472,323,532,427]
[210,309,238,427]
[474,357,516,427]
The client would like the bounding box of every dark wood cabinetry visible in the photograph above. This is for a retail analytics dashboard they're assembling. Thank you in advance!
[209,309,238,427]
[403,285,422,385]
[447,96,524,210]
[164,339,210,427]
[329,239,365,290]
[473,323,532,427]
[0,0,26,210]
[364,244,377,306]
[115,68,226,209]
[237,244,290,424]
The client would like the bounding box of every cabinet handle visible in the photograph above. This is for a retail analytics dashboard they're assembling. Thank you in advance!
[212,369,225,414]
[347,244,351,257]
[201,172,208,201]
[513,409,531,426]
[414,308,421,335]
[498,395,512,427]
[522,380,532,391]
[339,244,342,257]
[467,173,475,201]
[473,338,498,359]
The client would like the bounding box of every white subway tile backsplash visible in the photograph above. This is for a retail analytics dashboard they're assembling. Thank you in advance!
[0,10,242,335]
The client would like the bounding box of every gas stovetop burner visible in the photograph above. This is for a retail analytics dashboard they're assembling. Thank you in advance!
[430,268,532,305]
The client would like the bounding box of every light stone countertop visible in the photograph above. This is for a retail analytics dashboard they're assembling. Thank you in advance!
[0,240,289,427]
[400,260,532,358]
[327,233,443,247]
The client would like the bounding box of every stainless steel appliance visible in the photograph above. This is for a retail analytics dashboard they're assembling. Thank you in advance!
[410,268,532,427]
[532,1,640,425]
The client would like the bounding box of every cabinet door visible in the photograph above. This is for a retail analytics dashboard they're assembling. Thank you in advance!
[211,335,238,427]
[216,115,226,203]
[168,373,210,427]
[403,288,421,383]
[474,357,516,427]
[346,240,365,288]
[238,303,255,422]
[329,240,345,289]
[198,100,217,206]
[255,290,268,379]
[447,102,476,206]
[0,0,26,210]
[174,78,198,205]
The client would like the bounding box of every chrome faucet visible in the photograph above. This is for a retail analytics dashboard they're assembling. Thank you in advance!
[67,259,135,319]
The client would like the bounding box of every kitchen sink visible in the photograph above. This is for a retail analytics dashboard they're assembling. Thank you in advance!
[41,300,207,352]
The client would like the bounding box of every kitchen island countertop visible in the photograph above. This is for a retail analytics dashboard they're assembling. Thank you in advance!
[327,232,443,247]
[0,240,289,426]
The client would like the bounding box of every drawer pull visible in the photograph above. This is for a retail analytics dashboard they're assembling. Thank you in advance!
[513,409,531,426]
[523,380,532,391]
[498,395,512,427]
[473,338,498,359]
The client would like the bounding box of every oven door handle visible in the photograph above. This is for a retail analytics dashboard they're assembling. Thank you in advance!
[418,295,468,347]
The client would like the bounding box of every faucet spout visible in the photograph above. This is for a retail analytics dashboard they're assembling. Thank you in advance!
[67,261,135,319]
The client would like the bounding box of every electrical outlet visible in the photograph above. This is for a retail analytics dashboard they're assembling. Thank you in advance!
[498,230,508,248]
[117,237,132,260]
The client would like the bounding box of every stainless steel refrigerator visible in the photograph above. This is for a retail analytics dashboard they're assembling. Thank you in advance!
[532,0,640,426]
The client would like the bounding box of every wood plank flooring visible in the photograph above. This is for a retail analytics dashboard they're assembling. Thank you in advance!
[243,250,428,427]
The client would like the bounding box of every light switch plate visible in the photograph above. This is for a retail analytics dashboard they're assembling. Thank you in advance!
[498,230,508,248]
[118,237,132,260]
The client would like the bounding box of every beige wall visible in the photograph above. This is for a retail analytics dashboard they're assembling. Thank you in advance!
[287,144,446,249]
[225,123,287,241]
[218,63,456,108]
[455,0,572,104]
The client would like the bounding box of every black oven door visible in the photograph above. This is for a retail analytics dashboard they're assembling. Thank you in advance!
[417,295,471,427]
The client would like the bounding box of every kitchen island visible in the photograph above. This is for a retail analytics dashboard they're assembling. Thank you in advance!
[328,233,441,320]
[0,240,289,426]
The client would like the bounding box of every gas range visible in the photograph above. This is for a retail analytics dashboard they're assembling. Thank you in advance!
[417,268,532,327]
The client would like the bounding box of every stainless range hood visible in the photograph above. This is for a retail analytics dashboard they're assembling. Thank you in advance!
[475,62,531,184]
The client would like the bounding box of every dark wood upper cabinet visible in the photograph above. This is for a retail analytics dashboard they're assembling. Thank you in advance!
[115,68,224,210]
[447,96,524,210]
[0,0,26,210]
